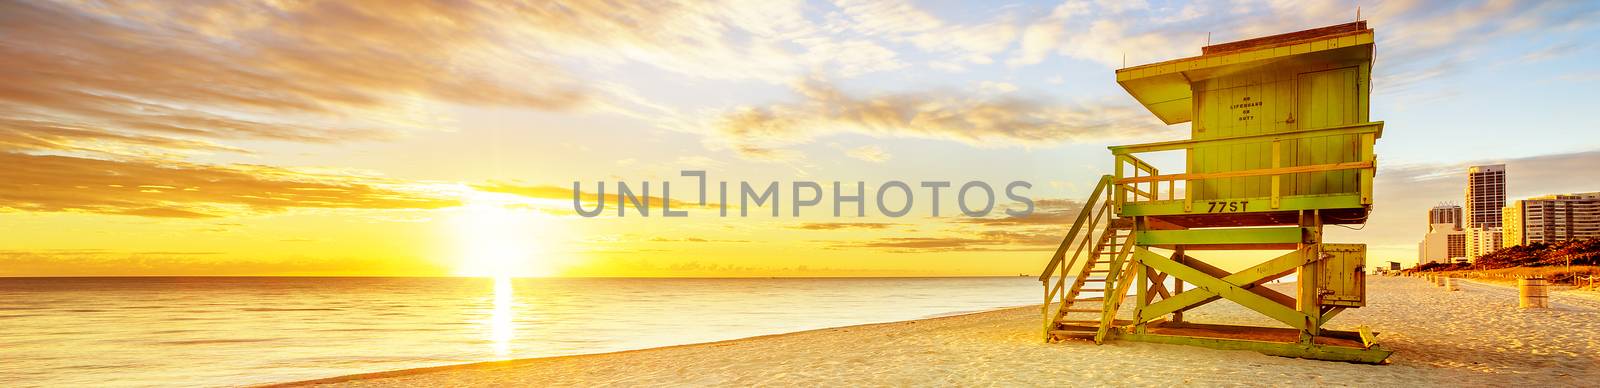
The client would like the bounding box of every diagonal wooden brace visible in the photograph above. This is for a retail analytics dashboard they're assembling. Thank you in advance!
[1142,253,1299,319]
[1183,255,1298,309]
[1135,248,1322,331]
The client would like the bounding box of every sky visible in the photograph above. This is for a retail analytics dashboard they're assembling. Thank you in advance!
[2,0,1599,277]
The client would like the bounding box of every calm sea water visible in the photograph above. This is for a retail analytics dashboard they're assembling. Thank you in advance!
[0,276,1041,387]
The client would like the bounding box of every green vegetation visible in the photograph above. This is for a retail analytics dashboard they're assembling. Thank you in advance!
[1405,237,1600,286]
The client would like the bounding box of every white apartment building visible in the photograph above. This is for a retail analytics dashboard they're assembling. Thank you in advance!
[1465,227,1502,263]
[1504,192,1600,246]
[1418,205,1467,264]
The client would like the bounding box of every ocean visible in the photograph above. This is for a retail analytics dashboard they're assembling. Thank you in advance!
[0,276,1042,387]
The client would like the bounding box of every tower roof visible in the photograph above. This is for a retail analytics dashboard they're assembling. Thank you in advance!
[1115,21,1374,124]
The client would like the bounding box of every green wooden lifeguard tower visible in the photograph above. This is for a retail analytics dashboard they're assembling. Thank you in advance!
[1038,21,1390,363]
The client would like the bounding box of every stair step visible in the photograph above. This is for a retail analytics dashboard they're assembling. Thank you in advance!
[1058,319,1104,325]
[1080,288,1105,292]
[1080,279,1105,283]
[1071,297,1105,302]
[1063,308,1100,313]
[1049,329,1096,337]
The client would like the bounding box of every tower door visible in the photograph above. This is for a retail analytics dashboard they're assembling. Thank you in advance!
[1282,67,1362,197]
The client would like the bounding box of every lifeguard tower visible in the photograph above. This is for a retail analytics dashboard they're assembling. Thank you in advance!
[1038,22,1390,363]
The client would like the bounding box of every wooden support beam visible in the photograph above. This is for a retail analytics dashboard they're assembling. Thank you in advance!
[1116,161,1373,185]
[1112,331,1393,364]
[1177,255,1297,307]
[1172,247,1185,323]
[1119,193,1366,217]
[1136,227,1305,246]
[1143,253,1300,318]
[1359,133,1375,205]
[1271,140,1281,209]
[1319,306,1346,326]
[1184,151,1194,212]
[1297,210,1323,341]
[1150,271,1171,300]
[1136,249,1316,330]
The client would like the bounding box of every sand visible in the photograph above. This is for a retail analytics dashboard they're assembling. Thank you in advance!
[274,277,1600,387]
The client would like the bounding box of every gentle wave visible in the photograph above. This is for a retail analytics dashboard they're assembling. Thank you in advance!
[0,276,1039,387]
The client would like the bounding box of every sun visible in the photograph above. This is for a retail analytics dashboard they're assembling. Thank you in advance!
[451,194,549,278]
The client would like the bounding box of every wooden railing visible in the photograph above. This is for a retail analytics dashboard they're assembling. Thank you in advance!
[1039,175,1114,338]
[1113,153,1161,209]
[1107,122,1383,212]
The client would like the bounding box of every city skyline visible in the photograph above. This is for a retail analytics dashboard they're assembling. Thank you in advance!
[1419,163,1600,265]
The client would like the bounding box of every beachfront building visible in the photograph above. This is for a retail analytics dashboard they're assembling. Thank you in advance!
[1429,204,1462,229]
[1418,205,1466,264]
[1461,165,1505,261]
[1465,227,1502,263]
[1503,192,1600,246]
[1463,164,1506,229]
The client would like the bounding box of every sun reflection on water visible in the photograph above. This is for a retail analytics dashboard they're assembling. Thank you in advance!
[489,276,514,358]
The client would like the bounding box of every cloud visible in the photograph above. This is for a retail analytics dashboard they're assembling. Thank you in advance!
[844,145,892,162]
[0,1,597,158]
[1011,0,1194,67]
[827,228,1059,253]
[472,181,720,212]
[823,197,1088,253]
[0,249,448,276]
[790,222,903,230]
[1233,0,1599,89]
[507,0,907,81]
[1517,42,1590,64]
[957,198,1085,226]
[647,237,752,243]
[826,198,1091,252]
[710,79,1170,159]
[831,0,1019,65]
[0,152,458,218]
[1557,71,1600,83]
[1007,0,1599,91]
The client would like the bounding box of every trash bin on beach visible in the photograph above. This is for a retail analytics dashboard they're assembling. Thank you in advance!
[1445,277,1458,292]
[1519,277,1548,308]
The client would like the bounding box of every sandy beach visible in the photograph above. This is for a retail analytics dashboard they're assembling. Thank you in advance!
[271,277,1600,387]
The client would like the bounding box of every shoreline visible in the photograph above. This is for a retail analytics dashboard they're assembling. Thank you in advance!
[262,304,1038,387]
[273,277,1600,386]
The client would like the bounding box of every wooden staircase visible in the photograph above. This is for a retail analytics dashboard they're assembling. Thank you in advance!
[1047,222,1135,342]
[1039,175,1138,343]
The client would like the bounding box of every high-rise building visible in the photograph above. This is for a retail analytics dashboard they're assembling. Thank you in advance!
[1418,205,1468,264]
[1462,165,1506,261]
[1428,205,1462,231]
[1463,164,1506,229]
[1503,192,1600,247]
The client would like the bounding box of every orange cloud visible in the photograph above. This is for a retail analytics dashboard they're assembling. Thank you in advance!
[471,181,719,211]
[712,80,1170,159]
[956,198,1084,227]
[0,249,446,276]
[0,152,458,218]
[790,222,902,230]
[826,225,1063,253]
[0,1,589,156]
